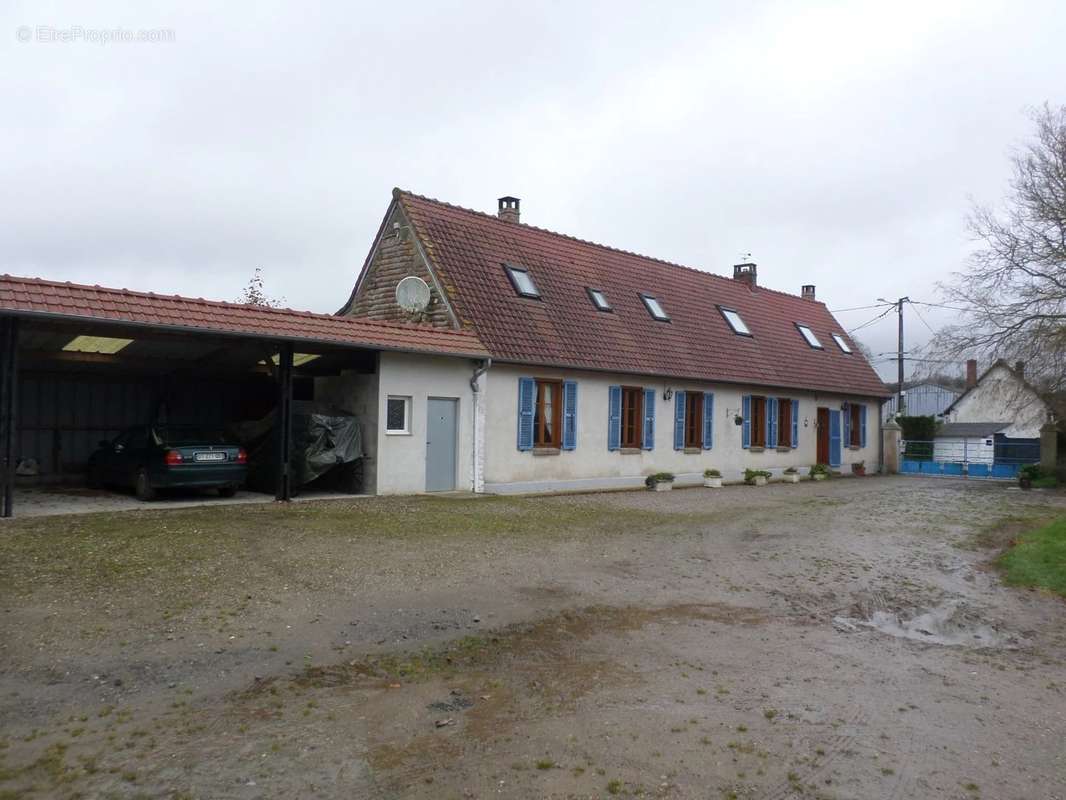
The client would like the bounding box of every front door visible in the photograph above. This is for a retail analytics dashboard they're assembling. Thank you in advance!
[816,407,829,464]
[426,398,458,492]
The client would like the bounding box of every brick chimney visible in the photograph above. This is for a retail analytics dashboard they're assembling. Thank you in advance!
[801,284,816,301]
[497,196,520,223]
[1014,360,1025,378]
[733,262,757,288]
[965,359,978,388]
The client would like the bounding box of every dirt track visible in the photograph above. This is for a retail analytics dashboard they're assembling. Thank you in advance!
[1,476,1064,799]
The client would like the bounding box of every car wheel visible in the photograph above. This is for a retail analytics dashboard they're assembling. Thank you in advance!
[218,486,237,498]
[135,468,156,501]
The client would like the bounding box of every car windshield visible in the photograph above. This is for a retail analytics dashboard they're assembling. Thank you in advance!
[151,426,232,446]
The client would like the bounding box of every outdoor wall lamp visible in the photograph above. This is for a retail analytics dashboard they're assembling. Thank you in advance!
[663,387,673,401]
[804,417,809,427]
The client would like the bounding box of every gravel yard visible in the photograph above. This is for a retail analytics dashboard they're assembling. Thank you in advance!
[1,476,1064,799]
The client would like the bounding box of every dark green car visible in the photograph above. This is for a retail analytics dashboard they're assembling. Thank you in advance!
[88,425,248,500]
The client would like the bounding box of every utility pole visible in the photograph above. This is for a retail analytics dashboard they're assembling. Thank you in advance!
[878,296,909,416]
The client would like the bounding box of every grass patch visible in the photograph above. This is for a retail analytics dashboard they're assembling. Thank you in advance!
[995,517,1066,596]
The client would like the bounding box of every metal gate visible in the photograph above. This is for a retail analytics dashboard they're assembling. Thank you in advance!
[900,437,1039,479]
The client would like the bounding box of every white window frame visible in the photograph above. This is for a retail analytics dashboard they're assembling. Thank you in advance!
[385,395,412,435]
[796,324,824,349]
[718,306,751,336]
[640,293,670,321]
[831,333,852,353]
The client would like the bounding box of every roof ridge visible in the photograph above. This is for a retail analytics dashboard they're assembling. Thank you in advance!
[0,273,479,339]
[393,188,826,307]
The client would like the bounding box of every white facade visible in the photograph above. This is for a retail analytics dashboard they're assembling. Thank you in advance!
[944,364,1049,439]
[482,364,880,494]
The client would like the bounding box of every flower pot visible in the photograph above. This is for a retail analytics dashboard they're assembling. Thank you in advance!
[703,477,722,488]
[852,465,866,477]
[1019,475,1032,491]
[783,473,800,483]
[650,480,673,492]
[812,473,827,481]
[750,475,767,486]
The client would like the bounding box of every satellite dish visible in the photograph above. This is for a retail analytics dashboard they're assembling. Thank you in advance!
[395,276,431,313]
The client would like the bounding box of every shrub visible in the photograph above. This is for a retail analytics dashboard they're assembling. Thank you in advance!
[810,463,831,476]
[783,467,798,474]
[897,415,938,441]
[644,472,675,487]
[703,468,721,478]
[744,469,772,484]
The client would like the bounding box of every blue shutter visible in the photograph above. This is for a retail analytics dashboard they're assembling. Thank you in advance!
[673,391,686,450]
[767,397,778,448]
[791,399,799,448]
[741,395,751,448]
[642,388,655,450]
[860,404,867,449]
[562,380,578,450]
[702,392,714,449]
[842,402,851,448]
[517,377,535,451]
[607,385,621,451]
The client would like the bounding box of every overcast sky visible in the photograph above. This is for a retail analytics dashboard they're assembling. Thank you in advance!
[4,1,1064,380]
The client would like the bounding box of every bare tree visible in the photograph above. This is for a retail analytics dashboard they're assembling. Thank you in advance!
[237,267,284,308]
[933,104,1066,392]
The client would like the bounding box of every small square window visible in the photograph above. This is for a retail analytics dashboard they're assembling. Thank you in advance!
[796,324,823,349]
[640,294,669,321]
[718,306,751,336]
[385,396,411,434]
[504,264,540,298]
[587,287,612,312]
[831,333,852,353]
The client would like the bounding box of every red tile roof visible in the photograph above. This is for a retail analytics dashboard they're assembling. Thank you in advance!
[0,274,489,358]
[396,190,889,397]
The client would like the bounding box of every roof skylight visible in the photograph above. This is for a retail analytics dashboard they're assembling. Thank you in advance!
[62,335,134,354]
[718,306,751,336]
[796,324,823,349]
[504,265,540,298]
[587,287,612,312]
[640,294,669,321]
[831,333,852,353]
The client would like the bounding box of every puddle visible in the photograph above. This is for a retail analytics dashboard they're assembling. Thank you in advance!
[833,599,1024,649]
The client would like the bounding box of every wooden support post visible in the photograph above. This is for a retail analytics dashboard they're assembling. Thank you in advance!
[0,318,20,517]
[275,343,294,502]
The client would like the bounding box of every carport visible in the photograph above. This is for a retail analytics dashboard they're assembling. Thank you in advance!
[0,275,487,516]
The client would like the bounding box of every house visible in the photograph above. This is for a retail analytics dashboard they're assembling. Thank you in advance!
[339,190,889,494]
[942,359,1053,439]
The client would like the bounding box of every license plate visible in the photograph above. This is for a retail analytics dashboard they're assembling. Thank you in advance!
[194,452,226,462]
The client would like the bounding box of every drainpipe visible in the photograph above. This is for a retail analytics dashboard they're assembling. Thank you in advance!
[470,358,491,493]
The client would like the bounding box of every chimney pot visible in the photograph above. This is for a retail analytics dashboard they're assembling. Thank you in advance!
[497,196,520,223]
[801,284,816,301]
[733,262,757,288]
[965,359,978,388]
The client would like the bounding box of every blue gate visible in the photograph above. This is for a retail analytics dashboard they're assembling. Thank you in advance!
[900,437,1039,480]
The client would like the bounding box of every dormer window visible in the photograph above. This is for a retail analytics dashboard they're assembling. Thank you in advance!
[831,333,852,353]
[587,287,612,312]
[796,324,823,349]
[640,294,669,321]
[504,264,540,298]
[718,306,751,336]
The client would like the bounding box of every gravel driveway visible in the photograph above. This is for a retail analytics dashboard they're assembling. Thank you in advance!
[1,476,1064,799]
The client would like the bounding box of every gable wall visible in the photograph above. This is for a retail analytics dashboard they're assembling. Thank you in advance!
[344,204,455,328]
[946,364,1048,438]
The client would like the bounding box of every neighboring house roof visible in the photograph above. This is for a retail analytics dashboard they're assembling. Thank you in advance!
[941,359,1048,416]
[936,422,1010,438]
[0,274,489,358]
[384,190,888,397]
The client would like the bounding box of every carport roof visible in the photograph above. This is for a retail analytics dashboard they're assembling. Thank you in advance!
[0,274,489,359]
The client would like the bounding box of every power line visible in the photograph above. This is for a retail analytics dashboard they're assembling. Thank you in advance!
[909,299,967,312]
[829,302,894,313]
[906,299,938,335]
[847,305,894,334]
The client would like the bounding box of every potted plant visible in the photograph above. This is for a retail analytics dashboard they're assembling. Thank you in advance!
[645,472,676,492]
[703,468,722,488]
[810,464,831,481]
[783,466,800,483]
[852,461,866,477]
[744,468,772,486]
[1018,464,1043,490]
